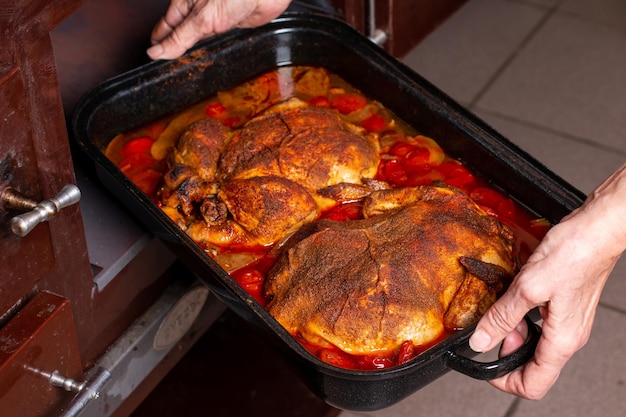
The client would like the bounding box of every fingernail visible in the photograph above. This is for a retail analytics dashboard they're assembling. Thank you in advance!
[469,328,491,352]
[147,44,163,59]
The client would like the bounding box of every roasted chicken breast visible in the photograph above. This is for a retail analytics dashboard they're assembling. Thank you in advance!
[264,184,517,355]
[160,104,380,247]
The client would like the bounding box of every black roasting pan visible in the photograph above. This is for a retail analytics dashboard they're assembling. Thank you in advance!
[70,14,586,411]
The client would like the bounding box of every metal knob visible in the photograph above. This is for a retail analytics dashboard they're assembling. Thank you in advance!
[25,366,111,417]
[5,184,81,237]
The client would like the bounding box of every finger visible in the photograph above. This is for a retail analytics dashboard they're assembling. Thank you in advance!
[151,2,191,45]
[468,286,535,353]
[148,14,216,60]
[498,319,528,357]
[488,336,564,399]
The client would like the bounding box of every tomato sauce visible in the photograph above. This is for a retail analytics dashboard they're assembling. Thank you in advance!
[105,66,550,371]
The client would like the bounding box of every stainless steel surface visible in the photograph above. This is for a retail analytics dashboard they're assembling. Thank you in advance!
[1,188,38,211]
[70,278,224,417]
[59,368,112,417]
[367,0,387,45]
[24,366,87,392]
[8,184,81,237]
[369,28,388,46]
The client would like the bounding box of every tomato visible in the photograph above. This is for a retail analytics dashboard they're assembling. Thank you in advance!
[404,162,432,177]
[119,153,157,175]
[437,161,476,192]
[319,349,355,369]
[405,147,431,168]
[445,175,475,192]
[356,356,394,370]
[470,187,517,220]
[323,203,362,221]
[234,268,266,304]
[220,117,240,128]
[382,159,408,185]
[470,187,506,209]
[397,341,415,365]
[204,101,228,118]
[129,169,162,196]
[330,93,367,114]
[496,197,517,220]
[237,269,264,293]
[309,95,331,107]
[119,136,154,159]
[389,142,415,158]
[360,114,387,132]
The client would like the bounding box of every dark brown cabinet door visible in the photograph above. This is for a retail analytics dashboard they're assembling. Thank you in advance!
[0,65,57,315]
[0,0,92,314]
[0,1,93,415]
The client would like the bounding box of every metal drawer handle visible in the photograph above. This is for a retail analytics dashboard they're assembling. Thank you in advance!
[3,184,81,237]
[24,366,110,417]
[57,367,111,417]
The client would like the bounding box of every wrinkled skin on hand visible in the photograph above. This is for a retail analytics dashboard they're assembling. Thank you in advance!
[470,163,626,400]
[148,0,292,60]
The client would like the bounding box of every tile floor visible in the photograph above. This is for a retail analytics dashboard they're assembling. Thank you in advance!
[341,0,626,416]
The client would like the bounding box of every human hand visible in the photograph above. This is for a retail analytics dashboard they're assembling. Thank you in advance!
[147,0,292,60]
[469,164,626,399]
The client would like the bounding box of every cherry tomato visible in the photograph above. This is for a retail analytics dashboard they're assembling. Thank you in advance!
[405,147,431,167]
[404,163,432,178]
[323,203,362,221]
[445,175,475,192]
[205,102,227,118]
[437,161,476,192]
[309,95,331,107]
[129,169,162,196]
[389,142,415,158]
[382,159,408,185]
[496,197,517,220]
[237,269,264,293]
[119,136,154,159]
[119,153,157,175]
[397,341,415,365]
[359,356,393,369]
[360,114,387,132]
[319,349,354,368]
[470,187,517,220]
[470,187,506,209]
[220,117,240,128]
[330,93,367,114]
[233,268,266,304]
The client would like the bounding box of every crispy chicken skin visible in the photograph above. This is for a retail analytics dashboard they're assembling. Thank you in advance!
[219,175,320,245]
[160,104,380,248]
[220,105,380,188]
[264,184,517,355]
[171,118,230,182]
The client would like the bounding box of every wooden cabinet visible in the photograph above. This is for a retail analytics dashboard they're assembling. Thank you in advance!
[0,2,177,415]
[0,0,91,316]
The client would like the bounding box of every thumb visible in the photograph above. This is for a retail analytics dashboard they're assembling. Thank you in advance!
[468,289,532,353]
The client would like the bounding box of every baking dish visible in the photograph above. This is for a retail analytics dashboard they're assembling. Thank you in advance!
[71,13,585,411]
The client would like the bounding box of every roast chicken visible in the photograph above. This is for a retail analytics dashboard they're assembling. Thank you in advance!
[159,101,380,249]
[264,184,517,355]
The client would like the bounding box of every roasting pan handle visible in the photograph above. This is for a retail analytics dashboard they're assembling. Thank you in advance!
[443,315,540,380]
